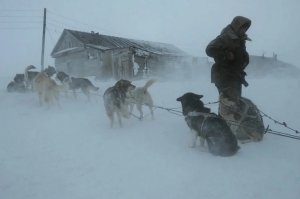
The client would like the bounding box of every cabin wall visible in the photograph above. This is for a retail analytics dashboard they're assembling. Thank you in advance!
[111,48,134,80]
[56,32,83,52]
[54,48,135,80]
[55,48,103,77]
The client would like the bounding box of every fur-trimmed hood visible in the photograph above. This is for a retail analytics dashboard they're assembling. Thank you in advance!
[221,16,252,41]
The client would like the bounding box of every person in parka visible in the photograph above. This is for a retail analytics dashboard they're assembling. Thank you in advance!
[206,16,251,102]
[206,16,252,135]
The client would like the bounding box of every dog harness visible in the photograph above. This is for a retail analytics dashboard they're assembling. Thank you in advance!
[186,111,218,136]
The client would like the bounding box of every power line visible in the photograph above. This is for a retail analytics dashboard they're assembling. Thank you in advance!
[47,9,121,36]
[0,27,40,30]
[46,27,56,46]
[0,9,40,12]
[0,21,42,23]
[0,15,41,18]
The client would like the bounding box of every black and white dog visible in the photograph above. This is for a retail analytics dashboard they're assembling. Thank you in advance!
[103,79,136,127]
[56,71,99,101]
[177,92,239,156]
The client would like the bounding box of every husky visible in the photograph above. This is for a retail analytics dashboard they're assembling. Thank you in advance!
[32,71,60,107]
[7,74,26,93]
[177,92,239,156]
[7,65,55,93]
[128,79,155,120]
[103,79,136,127]
[56,71,99,101]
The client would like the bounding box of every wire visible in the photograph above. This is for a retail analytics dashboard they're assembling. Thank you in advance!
[0,27,40,30]
[0,9,41,12]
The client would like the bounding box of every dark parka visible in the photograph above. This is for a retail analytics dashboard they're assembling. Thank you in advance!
[206,16,251,101]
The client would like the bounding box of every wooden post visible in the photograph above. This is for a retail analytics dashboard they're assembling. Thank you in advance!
[41,8,46,71]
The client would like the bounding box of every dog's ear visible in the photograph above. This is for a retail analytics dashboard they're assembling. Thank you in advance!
[197,94,204,99]
[176,96,182,101]
[190,93,203,101]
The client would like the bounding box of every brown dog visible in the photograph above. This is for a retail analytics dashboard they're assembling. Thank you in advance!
[33,72,60,107]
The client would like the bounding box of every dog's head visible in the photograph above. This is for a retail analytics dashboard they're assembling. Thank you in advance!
[114,79,136,93]
[26,65,36,71]
[14,74,25,83]
[56,71,70,83]
[44,65,57,77]
[177,92,210,115]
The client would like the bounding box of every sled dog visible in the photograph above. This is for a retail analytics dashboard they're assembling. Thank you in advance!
[56,71,99,101]
[177,92,239,156]
[33,72,60,107]
[103,79,136,127]
[128,79,155,120]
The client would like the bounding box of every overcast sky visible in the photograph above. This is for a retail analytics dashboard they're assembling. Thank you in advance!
[1,0,299,74]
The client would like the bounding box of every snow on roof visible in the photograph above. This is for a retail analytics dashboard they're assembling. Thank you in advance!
[52,47,84,57]
[66,29,187,56]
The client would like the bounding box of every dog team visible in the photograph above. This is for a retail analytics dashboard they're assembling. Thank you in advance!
[8,65,100,106]
[8,65,264,157]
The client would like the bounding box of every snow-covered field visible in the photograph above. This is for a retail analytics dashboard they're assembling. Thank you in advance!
[1,71,300,199]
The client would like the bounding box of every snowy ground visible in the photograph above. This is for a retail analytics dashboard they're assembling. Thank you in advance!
[0,71,300,199]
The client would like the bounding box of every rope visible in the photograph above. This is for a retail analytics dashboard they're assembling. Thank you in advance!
[265,127,300,140]
[59,88,300,140]
[258,109,299,134]
[151,104,183,116]
[152,101,300,141]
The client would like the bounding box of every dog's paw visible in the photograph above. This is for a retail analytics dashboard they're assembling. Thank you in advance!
[199,146,208,153]
[189,142,197,148]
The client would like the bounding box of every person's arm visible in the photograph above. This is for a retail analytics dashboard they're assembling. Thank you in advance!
[206,37,233,63]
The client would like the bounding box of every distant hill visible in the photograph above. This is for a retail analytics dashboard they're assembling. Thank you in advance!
[246,55,300,78]
[197,55,300,78]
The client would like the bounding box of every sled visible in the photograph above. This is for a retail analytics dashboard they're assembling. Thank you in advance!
[219,96,265,142]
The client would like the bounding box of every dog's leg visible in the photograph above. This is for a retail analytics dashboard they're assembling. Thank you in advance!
[107,113,114,128]
[38,92,43,106]
[81,88,90,102]
[148,104,154,120]
[54,90,61,109]
[200,137,205,147]
[116,112,123,127]
[72,89,77,99]
[136,104,143,120]
[129,103,134,114]
[190,129,198,148]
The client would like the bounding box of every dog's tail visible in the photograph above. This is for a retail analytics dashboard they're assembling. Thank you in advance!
[89,85,99,91]
[142,79,155,91]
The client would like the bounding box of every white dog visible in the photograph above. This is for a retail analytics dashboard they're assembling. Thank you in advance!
[129,79,155,120]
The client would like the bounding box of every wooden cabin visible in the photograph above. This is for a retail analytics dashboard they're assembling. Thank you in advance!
[51,29,188,80]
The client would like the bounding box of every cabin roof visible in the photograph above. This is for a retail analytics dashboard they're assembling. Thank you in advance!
[52,29,187,57]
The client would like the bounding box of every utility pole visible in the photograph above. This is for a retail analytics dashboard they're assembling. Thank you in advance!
[41,8,46,71]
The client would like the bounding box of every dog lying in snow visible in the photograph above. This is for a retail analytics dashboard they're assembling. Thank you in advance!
[33,71,60,107]
[176,92,239,156]
[128,79,155,120]
[56,71,99,101]
[103,79,136,127]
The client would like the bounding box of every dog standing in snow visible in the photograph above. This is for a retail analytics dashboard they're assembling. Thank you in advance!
[56,71,99,101]
[103,79,136,127]
[33,71,60,107]
[128,79,155,120]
